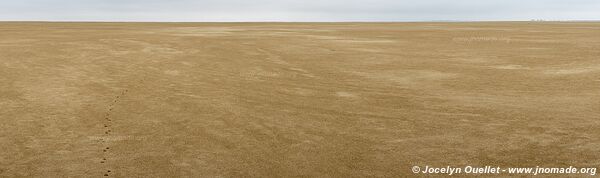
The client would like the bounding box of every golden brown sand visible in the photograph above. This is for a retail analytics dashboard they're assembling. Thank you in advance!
[1,22,599,177]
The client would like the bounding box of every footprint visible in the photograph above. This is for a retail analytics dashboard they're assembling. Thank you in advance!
[98,88,131,175]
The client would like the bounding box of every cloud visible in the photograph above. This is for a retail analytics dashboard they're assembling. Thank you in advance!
[0,0,598,21]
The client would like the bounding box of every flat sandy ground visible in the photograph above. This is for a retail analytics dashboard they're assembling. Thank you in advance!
[1,22,599,177]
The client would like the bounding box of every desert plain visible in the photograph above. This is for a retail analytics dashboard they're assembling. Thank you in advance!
[1,22,600,177]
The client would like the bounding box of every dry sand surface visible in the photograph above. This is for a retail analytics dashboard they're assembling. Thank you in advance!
[1,22,600,177]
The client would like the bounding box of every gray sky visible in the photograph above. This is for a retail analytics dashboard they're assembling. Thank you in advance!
[0,0,599,21]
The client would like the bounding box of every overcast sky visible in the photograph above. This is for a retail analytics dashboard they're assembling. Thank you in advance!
[0,0,599,22]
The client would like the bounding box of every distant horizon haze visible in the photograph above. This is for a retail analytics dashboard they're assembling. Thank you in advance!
[0,0,599,22]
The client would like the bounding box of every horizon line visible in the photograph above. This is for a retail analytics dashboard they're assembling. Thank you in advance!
[1,20,600,23]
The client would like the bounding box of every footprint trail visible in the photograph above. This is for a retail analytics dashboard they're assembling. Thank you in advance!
[99,89,129,176]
